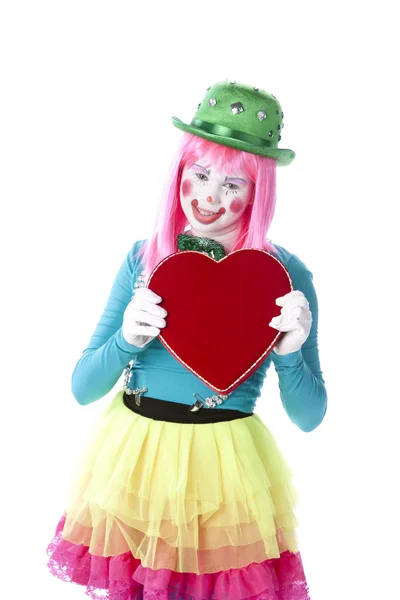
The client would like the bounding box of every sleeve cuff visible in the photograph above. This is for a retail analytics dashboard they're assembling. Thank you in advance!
[270,348,304,369]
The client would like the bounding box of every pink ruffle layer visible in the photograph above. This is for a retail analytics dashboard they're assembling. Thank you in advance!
[46,515,310,600]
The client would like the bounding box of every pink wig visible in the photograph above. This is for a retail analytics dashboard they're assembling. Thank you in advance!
[139,133,278,277]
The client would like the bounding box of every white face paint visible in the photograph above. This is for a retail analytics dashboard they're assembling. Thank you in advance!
[179,153,254,236]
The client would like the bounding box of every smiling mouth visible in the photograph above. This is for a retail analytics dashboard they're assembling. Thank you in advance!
[191,200,226,224]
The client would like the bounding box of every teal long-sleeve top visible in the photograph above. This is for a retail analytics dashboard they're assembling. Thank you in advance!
[71,240,328,432]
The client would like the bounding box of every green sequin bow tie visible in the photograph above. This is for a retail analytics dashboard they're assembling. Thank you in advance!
[177,233,226,261]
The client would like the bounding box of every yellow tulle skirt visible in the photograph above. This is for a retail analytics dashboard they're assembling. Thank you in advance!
[60,389,301,576]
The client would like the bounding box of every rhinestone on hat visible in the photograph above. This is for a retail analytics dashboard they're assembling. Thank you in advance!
[231,102,244,114]
[253,87,259,91]
[257,110,267,121]
[208,97,217,107]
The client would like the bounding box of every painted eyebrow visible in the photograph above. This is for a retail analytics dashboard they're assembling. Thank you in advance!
[191,163,210,176]
[225,176,248,185]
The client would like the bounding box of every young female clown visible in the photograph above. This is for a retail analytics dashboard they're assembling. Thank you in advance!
[46,81,328,600]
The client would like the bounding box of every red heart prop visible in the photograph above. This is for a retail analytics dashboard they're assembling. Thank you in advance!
[147,249,293,395]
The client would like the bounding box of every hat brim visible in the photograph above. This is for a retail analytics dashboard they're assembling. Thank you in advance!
[172,116,295,166]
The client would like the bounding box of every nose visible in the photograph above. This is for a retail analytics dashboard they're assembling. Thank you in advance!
[202,185,221,205]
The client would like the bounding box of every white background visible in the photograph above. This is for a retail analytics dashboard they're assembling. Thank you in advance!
[1,1,399,599]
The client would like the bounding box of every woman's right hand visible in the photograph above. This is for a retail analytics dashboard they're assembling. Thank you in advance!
[122,287,167,348]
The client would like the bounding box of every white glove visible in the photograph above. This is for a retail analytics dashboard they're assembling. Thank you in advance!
[122,287,167,349]
[269,290,312,355]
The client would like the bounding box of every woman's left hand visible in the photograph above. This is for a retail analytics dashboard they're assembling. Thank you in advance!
[269,290,312,356]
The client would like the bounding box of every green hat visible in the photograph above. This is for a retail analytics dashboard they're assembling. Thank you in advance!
[172,80,295,166]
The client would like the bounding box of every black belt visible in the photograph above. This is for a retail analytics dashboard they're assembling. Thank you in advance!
[122,392,253,424]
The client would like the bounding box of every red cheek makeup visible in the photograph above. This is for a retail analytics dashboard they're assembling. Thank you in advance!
[181,180,193,197]
[229,197,244,213]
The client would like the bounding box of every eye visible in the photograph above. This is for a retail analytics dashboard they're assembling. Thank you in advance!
[223,182,239,190]
[195,172,208,181]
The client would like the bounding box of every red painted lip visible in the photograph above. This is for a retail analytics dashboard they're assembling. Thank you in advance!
[191,200,226,224]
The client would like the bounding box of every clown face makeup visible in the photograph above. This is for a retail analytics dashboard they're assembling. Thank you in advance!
[180,154,254,239]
